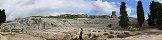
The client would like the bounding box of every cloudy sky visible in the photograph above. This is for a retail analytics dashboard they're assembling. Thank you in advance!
[0,0,161,20]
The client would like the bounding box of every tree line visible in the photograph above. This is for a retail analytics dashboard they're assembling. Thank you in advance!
[119,1,162,30]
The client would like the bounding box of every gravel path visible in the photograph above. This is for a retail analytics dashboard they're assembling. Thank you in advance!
[0,29,162,40]
[0,32,46,40]
[121,29,162,40]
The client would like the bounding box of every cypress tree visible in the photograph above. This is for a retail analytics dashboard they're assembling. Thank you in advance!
[147,13,155,28]
[155,2,162,29]
[148,1,162,29]
[1,9,6,23]
[0,9,3,23]
[0,9,6,24]
[148,1,156,26]
[119,2,129,29]
[137,1,145,27]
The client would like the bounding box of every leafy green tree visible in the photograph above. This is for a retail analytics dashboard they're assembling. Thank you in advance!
[137,1,145,27]
[119,2,129,29]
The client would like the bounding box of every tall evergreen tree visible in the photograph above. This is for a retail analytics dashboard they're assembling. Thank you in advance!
[147,13,155,28]
[137,1,145,27]
[1,9,6,23]
[119,2,129,29]
[0,9,6,24]
[0,9,3,23]
[148,1,162,29]
[148,1,156,26]
[155,2,162,29]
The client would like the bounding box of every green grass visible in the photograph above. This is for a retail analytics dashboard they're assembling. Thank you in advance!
[31,16,42,17]
[31,15,109,19]
[31,15,85,19]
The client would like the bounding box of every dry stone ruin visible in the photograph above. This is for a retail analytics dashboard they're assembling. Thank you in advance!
[0,12,147,40]
[0,15,142,40]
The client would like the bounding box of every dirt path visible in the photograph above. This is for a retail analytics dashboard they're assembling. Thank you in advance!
[0,32,46,40]
[0,29,162,40]
[143,29,162,40]
[122,29,162,40]
[0,34,8,40]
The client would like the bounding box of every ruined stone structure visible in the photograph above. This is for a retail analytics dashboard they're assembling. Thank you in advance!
[0,16,139,32]
[111,11,117,18]
[0,16,142,40]
[0,17,120,32]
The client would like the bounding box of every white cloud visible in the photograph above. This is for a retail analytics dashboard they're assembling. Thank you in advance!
[0,0,132,21]
[91,0,118,15]
[0,0,93,20]
[126,7,133,16]
[157,0,162,3]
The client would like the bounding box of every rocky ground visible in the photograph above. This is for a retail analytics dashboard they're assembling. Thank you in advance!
[0,27,162,40]
[0,32,46,40]
[0,17,159,40]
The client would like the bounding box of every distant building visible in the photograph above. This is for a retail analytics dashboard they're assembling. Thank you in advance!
[111,11,117,18]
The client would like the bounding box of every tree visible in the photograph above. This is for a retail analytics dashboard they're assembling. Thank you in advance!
[137,1,145,27]
[147,13,155,28]
[148,1,156,26]
[119,2,129,29]
[155,2,162,29]
[0,9,6,24]
[1,9,6,23]
[147,1,162,29]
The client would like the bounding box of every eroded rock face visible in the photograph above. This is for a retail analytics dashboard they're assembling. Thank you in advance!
[0,22,25,32]
[1,17,140,31]
[22,27,141,40]
[0,17,143,40]
[12,17,121,30]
